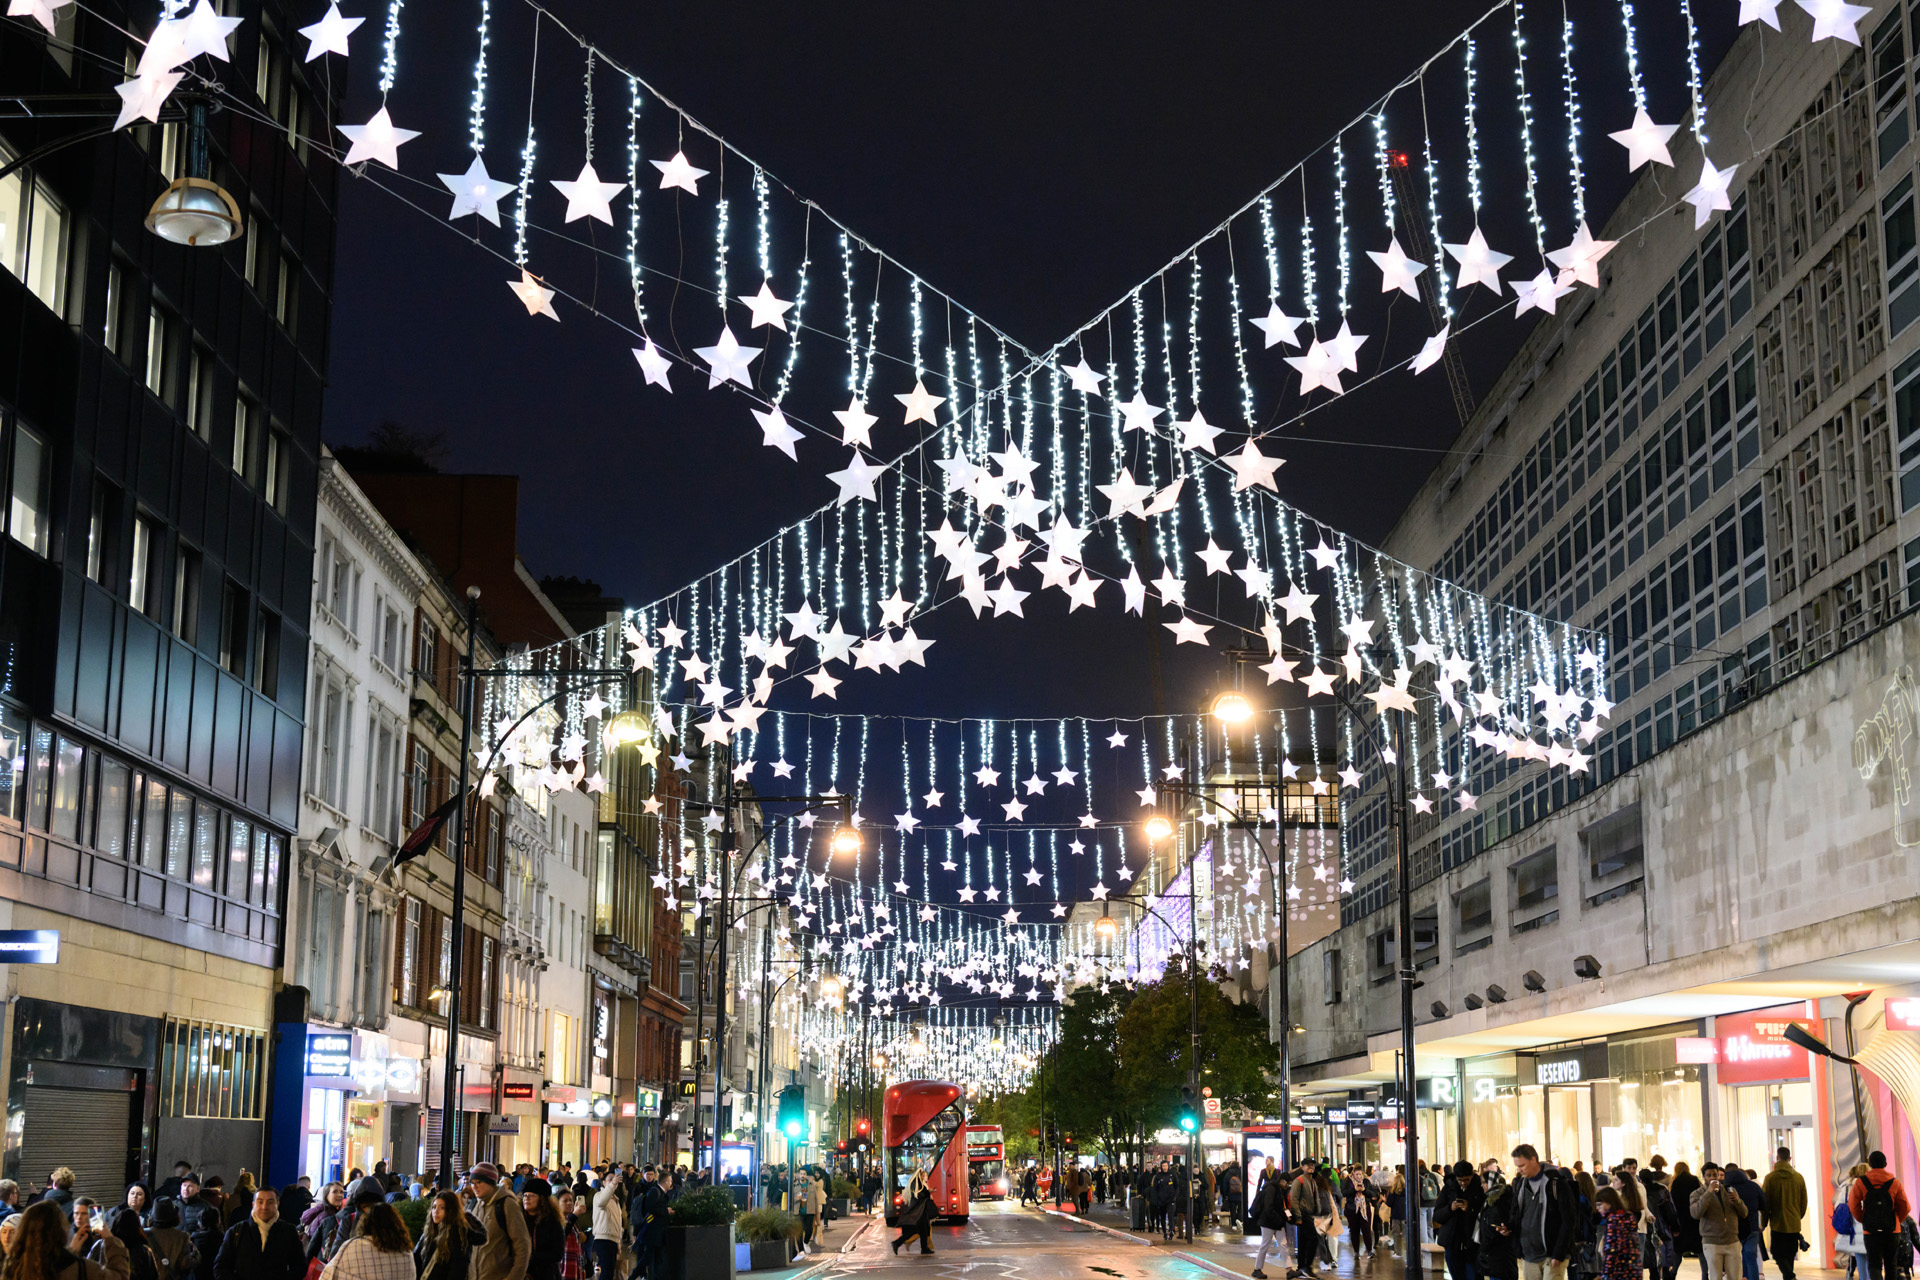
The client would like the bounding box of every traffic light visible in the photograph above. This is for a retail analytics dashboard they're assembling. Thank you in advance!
[1177,1086,1199,1133]
[854,1117,872,1152]
[777,1084,807,1138]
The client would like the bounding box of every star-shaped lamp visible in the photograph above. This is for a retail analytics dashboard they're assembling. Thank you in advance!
[436,155,516,225]
[298,3,362,59]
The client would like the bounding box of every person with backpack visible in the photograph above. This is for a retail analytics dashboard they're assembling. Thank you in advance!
[1433,1162,1486,1280]
[1848,1151,1911,1280]
[1763,1148,1808,1280]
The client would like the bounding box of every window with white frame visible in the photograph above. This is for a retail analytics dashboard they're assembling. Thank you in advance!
[363,707,401,841]
[308,663,352,813]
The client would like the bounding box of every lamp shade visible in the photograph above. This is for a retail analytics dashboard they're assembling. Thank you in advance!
[145,177,243,247]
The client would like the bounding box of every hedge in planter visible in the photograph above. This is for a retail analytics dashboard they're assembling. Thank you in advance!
[661,1187,740,1280]
[733,1206,802,1271]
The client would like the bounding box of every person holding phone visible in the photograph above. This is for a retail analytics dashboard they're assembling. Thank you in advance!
[1690,1163,1747,1280]
[1434,1162,1487,1280]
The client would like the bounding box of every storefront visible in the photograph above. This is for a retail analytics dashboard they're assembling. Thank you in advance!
[494,1069,542,1170]
[1692,1004,1833,1268]
[547,1088,610,1160]
[1413,1074,1461,1171]
[281,1027,424,1186]
[1458,1028,1708,1174]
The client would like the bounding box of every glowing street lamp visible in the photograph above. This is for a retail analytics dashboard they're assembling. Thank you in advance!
[830,825,862,857]
[603,709,651,748]
[1210,690,1254,725]
[1144,813,1173,843]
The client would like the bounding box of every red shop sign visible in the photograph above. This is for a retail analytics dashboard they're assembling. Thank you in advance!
[1886,997,1920,1032]
[1711,1006,1813,1084]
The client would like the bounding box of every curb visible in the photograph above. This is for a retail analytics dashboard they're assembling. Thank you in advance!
[789,1260,839,1280]
[841,1216,876,1253]
[1170,1252,1251,1279]
[1042,1207,1156,1245]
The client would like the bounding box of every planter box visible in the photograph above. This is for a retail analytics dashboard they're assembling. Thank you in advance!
[827,1196,851,1218]
[661,1223,736,1280]
[733,1239,791,1271]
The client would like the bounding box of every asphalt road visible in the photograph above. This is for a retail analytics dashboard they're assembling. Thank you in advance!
[822,1198,1230,1279]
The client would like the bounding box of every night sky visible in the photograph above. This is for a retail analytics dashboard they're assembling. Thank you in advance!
[318,0,1729,720]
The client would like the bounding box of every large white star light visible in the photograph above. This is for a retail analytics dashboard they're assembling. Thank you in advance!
[550,159,626,225]
[738,281,794,331]
[298,3,361,58]
[337,107,419,169]
[508,270,559,321]
[826,452,885,505]
[1367,236,1428,299]
[1683,158,1740,229]
[652,150,709,194]
[896,379,946,425]
[436,155,517,225]
[1248,301,1305,348]
[1797,0,1871,43]
[8,0,70,35]
[1739,0,1782,26]
[1062,359,1105,396]
[1608,108,1680,170]
[1284,340,1344,395]
[1545,221,1617,289]
[113,70,182,130]
[631,341,672,390]
[693,326,762,388]
[1443,228,1513,293]
[752,405,803,460]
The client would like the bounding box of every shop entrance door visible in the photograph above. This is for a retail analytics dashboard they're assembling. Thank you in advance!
[1547,1085,1594,1169]
[1729,1083,1825,1265]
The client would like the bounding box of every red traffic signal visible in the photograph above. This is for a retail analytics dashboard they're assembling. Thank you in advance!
[855,1117,871,1136]
[835,1139,848,1153]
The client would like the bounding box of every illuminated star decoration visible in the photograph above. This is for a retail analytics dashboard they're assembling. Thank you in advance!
[1796,0,1871,43]
[692,326,762,388]
[1512,270,1573,319]
[826,452,885,505]
[1607,107,1680,170]
[508,270,559,321]
[172,0,240,61]
[752,405,802,460]
[896,379,946,425]
[1367,236,1428,299]
[1739,0,1782,26]
[436,155,517,225]
[297,2,362,59]
[652,150,709,194]
[738,281,794,331]
[113,70,182,129]
[1443,227,1513,293]
[1062,359,1105,396]
[550,159,626,225]
[1284,340,1344,395]
[1248,301,1305,348]
[1226,441,1283,492]
[7,0,70,35]
[1545,221,1616,289]
[631,342,672,390]
[1682,159,1740,229]
[833,400,878,449]
[1118,392,1163,432]
[1411,326,1450,375]
[337,107,419,169]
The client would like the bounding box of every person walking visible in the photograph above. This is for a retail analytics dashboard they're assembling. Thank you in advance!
[802,1167,828,1254]
[1670,1164,1704,1280]
[890,1171,935,1257]
[319,1203,413,1280]
[1480,1175,1520,1280]
[516,1181,561,1280]
[1690,1163,1747,1280]
[1848,1151,1911,1280]
[210,1187,302,1280]
[587,1172,622,1280]
[1435,1162,1486,1280]
[1763,1148,1808,1280]
[1421,1161,1443,1245]
[145,1201,198,1280]
[1597,1190,1641,1280]
[174,1179,221,1280]
[627,1166,666,1280]
[1248,1163,1292,1280]
[1723,1166,1764,1280]
[1291,1164,1331,1279]
[414,1190,485,1280]
[1172,1163,1193,1244]
[1510,1145,1581,1280]
[467,1165,530,1280]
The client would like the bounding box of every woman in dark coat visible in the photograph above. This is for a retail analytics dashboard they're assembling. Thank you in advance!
[1668,1162,1704,1276]
[519,1180,563,1280]
[1477,1179,1520,1280]
[413,1191,485,1280]
[890,1173,935,1256]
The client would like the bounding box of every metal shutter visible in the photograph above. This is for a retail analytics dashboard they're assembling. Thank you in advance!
[20,1085,132,1203]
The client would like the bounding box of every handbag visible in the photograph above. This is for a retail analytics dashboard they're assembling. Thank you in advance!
[1572,1239,1602,1278]
[302,1260,323,1280]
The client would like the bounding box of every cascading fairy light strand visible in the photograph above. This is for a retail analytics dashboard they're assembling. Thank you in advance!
[1465,37,1483,219]
[1620,0,1648,113]
[582,47,595,164]
[466,0,490,153]
[1374,112,1394,237]
[1333,134,1350,318]
[625,78,645,324]
[1680,0,1707,146]
[1299,178,1319,325]
[377,0,405,98]
[1419,77,1454,320]
[1562,3,1585,225]
[511,17,540,267]
[1512,0,1546,258]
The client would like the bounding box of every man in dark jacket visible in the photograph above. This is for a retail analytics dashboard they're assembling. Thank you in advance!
[1508,1145,1580,1280]
[156,1164,194,1206]
[1250,1169,1294,1280]
[630,1165,668,1280]
[1434,1161,1487,1280]
[276,1178,314,1225]
[1725,1166,1765,1280]
[212,1188,304,1280]
[177,1176,223,1280]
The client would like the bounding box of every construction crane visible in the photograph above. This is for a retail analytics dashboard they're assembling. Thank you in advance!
[1387,149,1477,429]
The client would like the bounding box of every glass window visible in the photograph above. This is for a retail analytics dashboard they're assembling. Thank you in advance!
[25,178,65,314]
[26,725,50,829]
[0,164,22,282]
[94,758,130,859]
[172,546,201,644]
[130,515,163,617]
[140,777,166,868]
[251,828,268,905]
[228,817,251,902]
[0,705,27,823]
[165,790,191,879]
[264,429,288,514]
[9,423,50,556]
[145,306,168,396]
[232,397,253,478]
[48,735,83,841]
[192,802,217,889]
[1511,847,1559,915]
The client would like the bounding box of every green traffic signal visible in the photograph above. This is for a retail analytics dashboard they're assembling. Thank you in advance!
[777,1084,807,1139]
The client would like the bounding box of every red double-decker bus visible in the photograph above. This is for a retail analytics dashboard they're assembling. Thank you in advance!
[883,1079,971,1226]
[964,1124,1008,1198]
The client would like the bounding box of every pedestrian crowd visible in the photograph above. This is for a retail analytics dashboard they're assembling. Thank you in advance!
[0,1153,750,1280]
[1056,1144,1920,1280]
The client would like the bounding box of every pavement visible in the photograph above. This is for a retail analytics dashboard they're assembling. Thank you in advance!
[784,1197,1857,1280]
